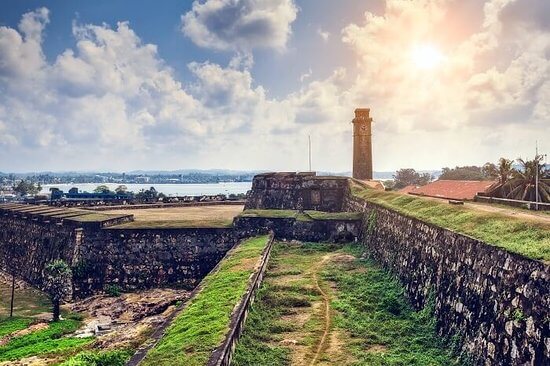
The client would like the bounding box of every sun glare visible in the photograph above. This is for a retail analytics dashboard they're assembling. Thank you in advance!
[411,44,445,70]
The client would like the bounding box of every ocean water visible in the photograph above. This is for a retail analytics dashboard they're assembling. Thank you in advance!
[40,182,252,196]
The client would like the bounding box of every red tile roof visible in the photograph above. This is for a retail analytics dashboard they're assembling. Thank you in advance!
[400,180,498,201]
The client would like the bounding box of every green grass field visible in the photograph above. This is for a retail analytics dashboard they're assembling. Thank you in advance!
[233,242,463,366]
[351,182,550,261]
[141,235,271,366]
[0,317,92,363]
[0,280,133,365]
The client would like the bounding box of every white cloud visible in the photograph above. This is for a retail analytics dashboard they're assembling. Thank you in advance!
[317,28,329,42]
[181,0,298,51]
[0,8,352,171]
[1,2,548,173]
[299,68,312,82]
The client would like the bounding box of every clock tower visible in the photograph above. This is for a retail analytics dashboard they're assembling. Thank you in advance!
[352,108,373,180]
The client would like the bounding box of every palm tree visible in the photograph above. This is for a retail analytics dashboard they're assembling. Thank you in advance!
[502,155,550,203]
[496,158,514,185]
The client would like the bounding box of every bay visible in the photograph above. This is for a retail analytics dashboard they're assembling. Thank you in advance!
[40,182,252,196]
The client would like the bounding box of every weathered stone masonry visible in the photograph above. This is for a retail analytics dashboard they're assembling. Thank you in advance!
[0,211,79,287]
[233,216,360,243]
[245,172,349,212]
[345,195,549,366]
[0,205,256,298]
[72,227,243,298]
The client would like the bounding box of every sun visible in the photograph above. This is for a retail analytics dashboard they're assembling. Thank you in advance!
[411,44,445,70]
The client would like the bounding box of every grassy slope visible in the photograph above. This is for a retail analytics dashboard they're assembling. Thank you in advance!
[0,317,33,338]
[233,242,460,366]
[326,245,462,365]
[0,318,92,362]
[0,282,132,365]
[141,235,270,366]
[351,183,550,261]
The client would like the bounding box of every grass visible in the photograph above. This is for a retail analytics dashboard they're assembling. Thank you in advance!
[233,242,332,366]
[105,205,243,229]
[141,235,271,366]
[66,213,130,222]
[239,209,300,219]
[232,284,293,366]
[305,210,363,221]
[233,242,461,366]
[0,280,115,364]
[351,182,550,261]
[0,279,51,317]
[239,209,362,222]
[325,244,463,365]
[60,349,133,366]
[0,318,92,362]
[109,219,233,229]
[0,317,33,338]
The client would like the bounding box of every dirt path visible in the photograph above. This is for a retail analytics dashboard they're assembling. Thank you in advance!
[417,195,550,224]
[465,202,550,224]
[309,255,332,366]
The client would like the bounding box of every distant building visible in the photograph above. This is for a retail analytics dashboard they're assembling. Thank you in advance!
[400,180,498,201]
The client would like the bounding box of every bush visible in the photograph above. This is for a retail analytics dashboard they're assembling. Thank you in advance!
[105,285,122,297]
[61,350,132,366]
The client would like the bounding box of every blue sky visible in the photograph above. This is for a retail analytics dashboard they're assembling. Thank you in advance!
[0,0,548,172]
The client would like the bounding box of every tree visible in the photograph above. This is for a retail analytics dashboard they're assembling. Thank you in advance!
[393,169,432,189]
[43,260,72,322]
[495,158,515,185]
[482,163,498,180]
[439,166,487,180]
[114,185,128,194]
[501,155,550,203]
[135,186,159,202]
[93,185,111,194]
[13,180,41,196]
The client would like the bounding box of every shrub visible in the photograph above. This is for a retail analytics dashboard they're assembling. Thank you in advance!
[61,350,132,366]
[105,285,122,297]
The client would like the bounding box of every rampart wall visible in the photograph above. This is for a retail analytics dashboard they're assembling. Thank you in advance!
[72,227,248,298]
[234,216,359,243]
[0,205,260,298]
[245,172,349,212]
[0,212,79,287]
[345,195,549,365]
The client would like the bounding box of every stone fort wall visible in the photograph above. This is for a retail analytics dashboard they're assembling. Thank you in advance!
[0,206,262,298]
[71,227,250,298]
[0,212,79,288]
[345,195,549,366]
[244,174,548,364]
[245,172,349,212]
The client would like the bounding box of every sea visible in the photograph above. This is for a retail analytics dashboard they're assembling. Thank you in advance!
[40,182,252,196]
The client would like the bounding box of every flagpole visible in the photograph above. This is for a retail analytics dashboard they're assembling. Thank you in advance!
[308,135,312,172]
[535,141,539,211]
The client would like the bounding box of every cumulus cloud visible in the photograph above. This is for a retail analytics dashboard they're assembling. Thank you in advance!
[181,0,298,51]
[317,28,329,42]
[341,0,549,130]
[1,2,548,172]
[0,7,352,171]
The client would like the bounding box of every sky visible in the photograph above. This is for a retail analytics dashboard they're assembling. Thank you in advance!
[0,0,548,173]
